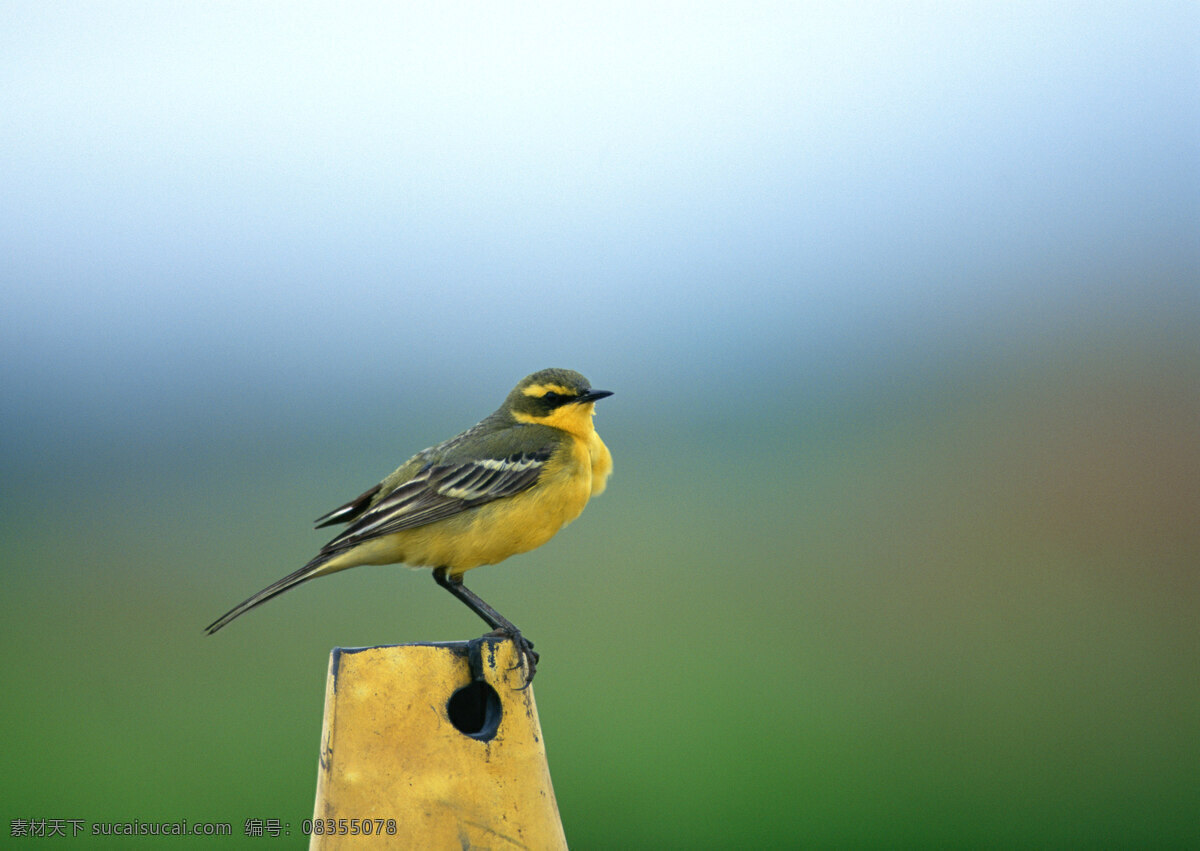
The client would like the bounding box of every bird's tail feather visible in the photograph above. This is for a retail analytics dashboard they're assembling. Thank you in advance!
[205,554,337,635]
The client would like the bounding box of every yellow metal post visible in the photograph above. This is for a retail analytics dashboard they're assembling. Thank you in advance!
[310,637,567,850]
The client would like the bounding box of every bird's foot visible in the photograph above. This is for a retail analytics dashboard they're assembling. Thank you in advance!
[484,628,539,688]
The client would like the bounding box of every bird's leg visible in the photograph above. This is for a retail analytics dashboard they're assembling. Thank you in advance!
[433,567,539,686]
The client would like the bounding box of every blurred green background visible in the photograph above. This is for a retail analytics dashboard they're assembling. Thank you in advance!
[3,3,1198,848]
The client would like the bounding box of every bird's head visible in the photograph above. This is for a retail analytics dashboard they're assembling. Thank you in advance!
[503,368,613,436]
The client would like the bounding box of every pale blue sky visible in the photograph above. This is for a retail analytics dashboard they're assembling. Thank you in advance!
[2,2,1197,444]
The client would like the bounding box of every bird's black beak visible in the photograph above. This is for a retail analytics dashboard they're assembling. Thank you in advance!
[577,389,613,404]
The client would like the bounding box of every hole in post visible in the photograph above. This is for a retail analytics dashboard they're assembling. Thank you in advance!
[447,680,502,741]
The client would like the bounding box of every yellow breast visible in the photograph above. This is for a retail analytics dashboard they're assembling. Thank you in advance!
[331,430,604,577]
[588,429,613,497]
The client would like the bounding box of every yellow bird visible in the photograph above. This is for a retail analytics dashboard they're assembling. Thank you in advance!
[205,368,613,682]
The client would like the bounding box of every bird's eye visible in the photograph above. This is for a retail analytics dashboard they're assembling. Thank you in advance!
[540,390,577,407]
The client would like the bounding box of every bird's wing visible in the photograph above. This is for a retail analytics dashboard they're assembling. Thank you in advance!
[317,447,552,555]
[313,483,383,528]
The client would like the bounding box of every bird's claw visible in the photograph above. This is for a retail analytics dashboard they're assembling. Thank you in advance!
[485,628,539,688]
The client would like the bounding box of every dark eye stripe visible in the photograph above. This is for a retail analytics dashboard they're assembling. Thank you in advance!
[541,390,577,407]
